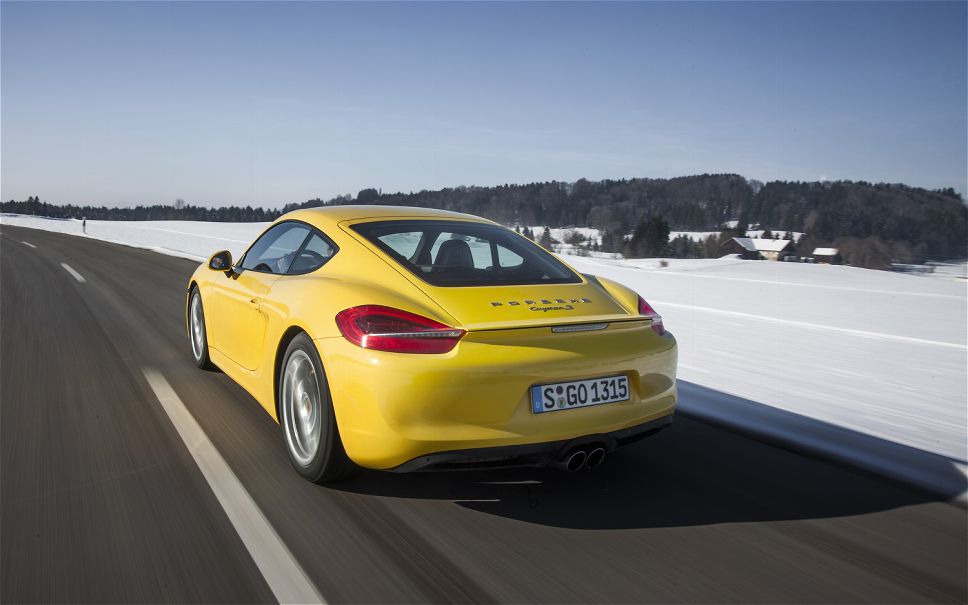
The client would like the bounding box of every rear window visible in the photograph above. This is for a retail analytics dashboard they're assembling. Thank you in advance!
[351,220,582,287]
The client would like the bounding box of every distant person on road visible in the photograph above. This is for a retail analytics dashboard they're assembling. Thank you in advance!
[82,217,86,233]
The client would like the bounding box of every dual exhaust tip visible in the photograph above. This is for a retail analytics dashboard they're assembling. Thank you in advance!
[557,446,606,472]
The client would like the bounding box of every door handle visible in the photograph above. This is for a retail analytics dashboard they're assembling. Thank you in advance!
[249,298,260,308]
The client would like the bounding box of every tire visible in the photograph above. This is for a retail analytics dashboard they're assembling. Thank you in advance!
[188,286,213,369]
[279,333,353,483]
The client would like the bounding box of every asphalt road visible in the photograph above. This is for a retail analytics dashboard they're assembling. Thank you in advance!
[2,224,965,604]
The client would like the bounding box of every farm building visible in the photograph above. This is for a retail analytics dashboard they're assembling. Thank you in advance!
[722,237,792,261]
[812,247,841,264]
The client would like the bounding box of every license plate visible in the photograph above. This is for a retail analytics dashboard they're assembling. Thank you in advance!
[530,375,630,414]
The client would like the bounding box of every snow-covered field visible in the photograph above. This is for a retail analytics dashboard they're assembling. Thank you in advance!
[4,214,966,496]
[564,255,966,450]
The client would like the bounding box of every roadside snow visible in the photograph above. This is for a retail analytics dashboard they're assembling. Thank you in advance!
[4,214,966,495]
[562,256,967,458]
[0,215,267,262]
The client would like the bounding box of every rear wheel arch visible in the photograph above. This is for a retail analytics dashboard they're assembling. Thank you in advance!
[274,326,312,419]
[275,329,354,482]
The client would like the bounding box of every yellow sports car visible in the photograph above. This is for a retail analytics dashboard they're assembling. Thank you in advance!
[187,206,677,482]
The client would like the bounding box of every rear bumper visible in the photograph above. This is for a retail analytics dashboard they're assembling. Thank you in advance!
[316,321,678,469]
[392,414,673,472]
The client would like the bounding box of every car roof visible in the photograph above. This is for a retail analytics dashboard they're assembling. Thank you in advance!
[280,205,493,232]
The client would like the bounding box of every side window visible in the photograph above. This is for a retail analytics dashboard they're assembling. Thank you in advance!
[241,223,311,274]
[288,232,337,274]
[496,244,524,269]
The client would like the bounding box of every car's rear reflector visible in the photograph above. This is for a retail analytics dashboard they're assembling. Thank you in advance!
[637,296,665,336]
[335,305,465,354]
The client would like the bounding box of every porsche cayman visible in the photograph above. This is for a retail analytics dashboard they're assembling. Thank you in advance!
[186,206,677,482]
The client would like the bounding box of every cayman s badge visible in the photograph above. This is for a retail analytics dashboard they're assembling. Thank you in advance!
[490,298,591,312]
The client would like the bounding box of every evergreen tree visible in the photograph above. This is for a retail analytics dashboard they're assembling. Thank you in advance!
[600,228,623,253]
[702,234,721,258]
[625,215,670,257]
[356,188,380,204]
[539,227,553,249]
[625,219,648,257]
[669,235,701,258]
[647,215,671,256]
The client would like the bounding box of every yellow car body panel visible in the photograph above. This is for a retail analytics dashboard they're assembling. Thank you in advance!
[188,205,678,470]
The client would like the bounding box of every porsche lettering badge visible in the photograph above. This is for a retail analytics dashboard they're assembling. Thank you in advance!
[490,298,591,311]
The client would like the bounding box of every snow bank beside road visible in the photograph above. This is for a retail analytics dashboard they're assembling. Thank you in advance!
[4,213,965,498]
[0,214,267,262]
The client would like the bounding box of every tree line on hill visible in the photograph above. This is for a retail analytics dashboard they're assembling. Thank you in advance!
[1,197,278,223]
[294,176,968,268]
[4,174,965,269]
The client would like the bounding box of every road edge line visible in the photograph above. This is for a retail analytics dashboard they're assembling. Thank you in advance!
[142,368,325,604]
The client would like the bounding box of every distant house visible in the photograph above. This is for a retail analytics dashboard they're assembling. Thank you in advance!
[812,247,840,264]
[722,237,791,261]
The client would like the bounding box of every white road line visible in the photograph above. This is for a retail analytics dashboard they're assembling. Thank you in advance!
[653,300,967,350]
[60,263,86,283]
[21,241,37,248]
[142,369,325,605]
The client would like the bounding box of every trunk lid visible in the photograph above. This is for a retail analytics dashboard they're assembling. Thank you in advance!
[398,279,634,331]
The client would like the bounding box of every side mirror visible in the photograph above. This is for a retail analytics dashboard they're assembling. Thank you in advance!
[208,250,233,272]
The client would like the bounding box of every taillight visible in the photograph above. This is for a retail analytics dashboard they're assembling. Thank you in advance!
[637,296,665,336]
[335,305,465,354]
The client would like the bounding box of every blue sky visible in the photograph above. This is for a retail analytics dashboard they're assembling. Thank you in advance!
[2,1,965,207]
